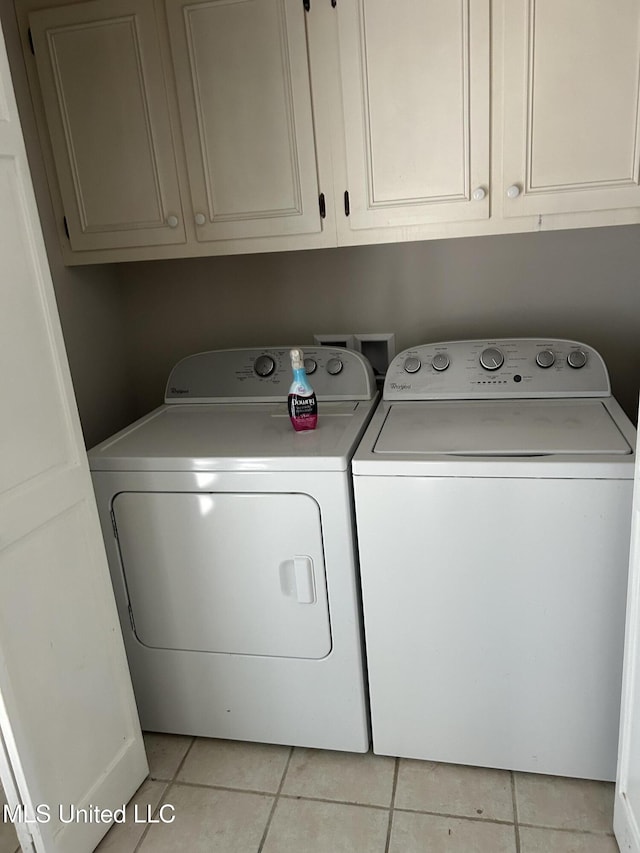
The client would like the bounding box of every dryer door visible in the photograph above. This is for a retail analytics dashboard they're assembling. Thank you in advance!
[112,492,331,659]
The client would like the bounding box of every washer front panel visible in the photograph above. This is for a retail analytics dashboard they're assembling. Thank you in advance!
[385,339,610,400]
[354,473,632,778]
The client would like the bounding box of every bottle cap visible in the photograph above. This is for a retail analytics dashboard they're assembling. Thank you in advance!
[290,348,304,369]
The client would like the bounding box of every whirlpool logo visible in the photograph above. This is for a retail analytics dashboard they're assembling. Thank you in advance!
[170,387,189,395]
[390,382,411,391]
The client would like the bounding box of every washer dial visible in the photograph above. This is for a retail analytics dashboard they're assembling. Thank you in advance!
[567,349,587,369]
[431,353,450,372]
[254,354,275,377]
[479,347,504,371]
[536,350,555,369]
[304,357,317,375]
[326,357,344,375]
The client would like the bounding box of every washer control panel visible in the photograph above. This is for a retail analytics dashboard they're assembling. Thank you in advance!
[165,347,376,402]
[386,339,610,400]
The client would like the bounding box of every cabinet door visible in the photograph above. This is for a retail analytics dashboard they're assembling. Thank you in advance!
[335,0,490,231]
[166,0,322,242]
[29,0,185,251]
[501,0,640,218]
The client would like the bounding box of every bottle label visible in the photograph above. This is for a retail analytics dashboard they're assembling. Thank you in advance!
[288,391,318,431]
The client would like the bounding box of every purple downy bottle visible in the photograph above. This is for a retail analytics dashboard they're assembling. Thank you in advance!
[288,348,318,431]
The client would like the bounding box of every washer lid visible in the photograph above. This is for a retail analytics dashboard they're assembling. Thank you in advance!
[374,399,632,456]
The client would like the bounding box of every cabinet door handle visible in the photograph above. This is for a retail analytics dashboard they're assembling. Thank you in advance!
[166,214,179,228]
[194,213,206,226]
[472,187,487,201]
[506,184,521,199]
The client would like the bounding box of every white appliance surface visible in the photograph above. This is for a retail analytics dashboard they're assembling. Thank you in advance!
[112,491,331,657]
[89,347,377,752]
[89,402,368,472]
[352,338,636,780]
[375,399,631,456]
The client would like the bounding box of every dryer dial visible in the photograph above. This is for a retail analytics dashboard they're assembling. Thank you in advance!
[536,350,555,369]
[254,355,275,377]
[479,347,504,371]
[403,356,421,374]
[567,349,587,369]
[431,353,450,372]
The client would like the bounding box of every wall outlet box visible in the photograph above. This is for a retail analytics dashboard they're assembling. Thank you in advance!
[354,333,396,376]
[313,334,357,350]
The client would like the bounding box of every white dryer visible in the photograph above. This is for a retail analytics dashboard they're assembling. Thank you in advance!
[352,339,636,780]
[89,347,378,752]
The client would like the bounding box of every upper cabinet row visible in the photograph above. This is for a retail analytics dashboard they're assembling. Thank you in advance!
[16,0,640,264]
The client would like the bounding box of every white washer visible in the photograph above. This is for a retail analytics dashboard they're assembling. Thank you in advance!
[89,347,378,752]
[352,338,636,780]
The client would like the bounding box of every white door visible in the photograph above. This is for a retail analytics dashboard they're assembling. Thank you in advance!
[335,0,490,232]
[0,19,147,853]
[615,402,640,851]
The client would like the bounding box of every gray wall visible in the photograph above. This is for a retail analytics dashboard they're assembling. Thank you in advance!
[118,225,640,422]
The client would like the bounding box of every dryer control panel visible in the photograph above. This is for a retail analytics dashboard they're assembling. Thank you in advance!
[165,347,376,403]
[384,339,611,400]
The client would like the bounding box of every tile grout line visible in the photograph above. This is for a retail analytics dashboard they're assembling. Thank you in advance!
[132,735,197,852]
[511,771,521,853]
[517,822,617,837]
[256,745,294,853]
[391,806,518,827]
[173,736,198,779]
[384,757,400,853]
[158,776,394,811]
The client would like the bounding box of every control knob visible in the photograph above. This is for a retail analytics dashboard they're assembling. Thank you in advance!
[403,356,421,374]
[254,355,275,377]
[326,357,343,375]
[567,349,587,369]
[304,357,317,375]
[479,347,504,371]
[536,350,555,369]
[431,352,450,372]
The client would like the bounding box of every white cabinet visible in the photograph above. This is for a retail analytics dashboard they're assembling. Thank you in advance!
[22,0,330,260]
[165,0,323,242]
[335,0,490,233]
[28,0,186,251]
[19,0,640,261]
[500,0,640,218]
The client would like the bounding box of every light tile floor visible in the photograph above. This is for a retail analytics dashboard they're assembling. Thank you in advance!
[92,733,619,853]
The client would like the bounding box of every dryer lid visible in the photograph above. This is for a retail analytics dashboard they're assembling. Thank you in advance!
[89,398,378,472]
[374,399,632,456]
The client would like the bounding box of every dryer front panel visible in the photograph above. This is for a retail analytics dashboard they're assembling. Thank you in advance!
[112,492,331,659]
